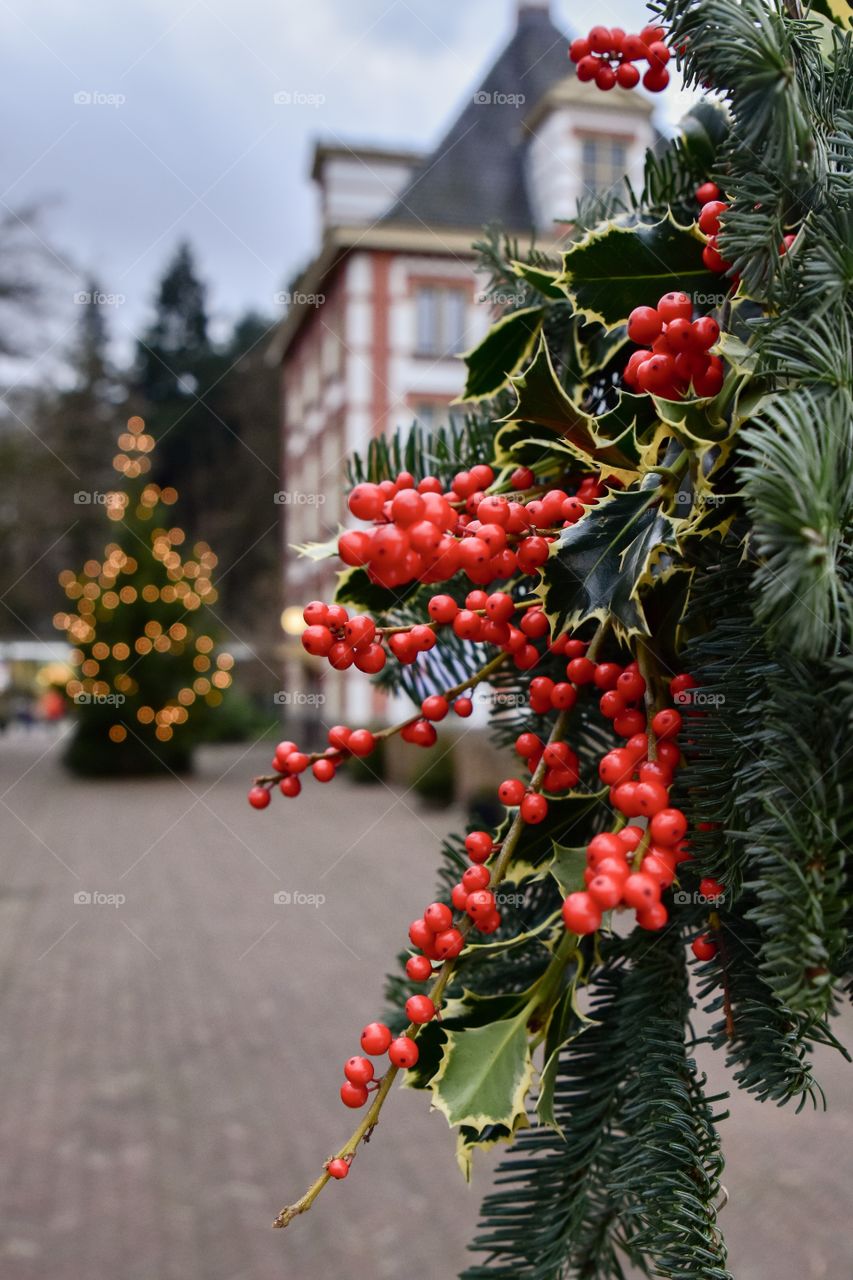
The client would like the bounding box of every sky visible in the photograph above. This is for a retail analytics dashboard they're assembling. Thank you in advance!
[0,0,696,376]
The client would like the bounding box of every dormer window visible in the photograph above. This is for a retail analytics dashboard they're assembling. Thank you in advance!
[579,134,628,195]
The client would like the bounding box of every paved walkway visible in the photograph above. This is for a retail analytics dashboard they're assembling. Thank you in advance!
[0,731,851,1280]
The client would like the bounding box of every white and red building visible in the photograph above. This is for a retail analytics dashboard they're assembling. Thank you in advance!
[273,0,657,723]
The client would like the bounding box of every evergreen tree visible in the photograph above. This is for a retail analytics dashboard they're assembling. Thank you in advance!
[55,415,233,775]
[261,2,853,1276]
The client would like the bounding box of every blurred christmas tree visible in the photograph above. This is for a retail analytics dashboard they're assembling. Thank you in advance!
[54,415,234,775]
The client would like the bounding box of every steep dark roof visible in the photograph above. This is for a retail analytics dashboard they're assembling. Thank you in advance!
[381,7,570,232]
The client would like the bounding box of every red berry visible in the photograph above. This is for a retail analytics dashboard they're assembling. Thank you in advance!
[312,758,336,782]
[406,954,433,982]
[652,708,682,739]
[453,697,473,717]
[616,60,640,88]
[649,807,688,846]
[550,682,577,710]
[627,305,662,345]
[576,54,598,81]
[348,483,384,520]
[453,609,482,640]
[622,872,661,910]
[692,356,724,398]
[569,35,591,62]
[521,792,548,824]
[702,239,729,273]
[465,831,494,863]
[302,625,334,657]
[360,1022,392,1055]
[656,740,682,769]
[588,24,612,53]
[588,873,623,910]
[599,749,634,786]
[562,891,602,935]
[327,1158,350,1180]
[462,865,491,892]
[612,780,642,816]
[428,594,458,624]
[696,181,721,204]
[690,316,720,351]
[599,690,625,719]
[595,62,617,90]
[699,877,725,902]
[642,64,670,91]
[279,775,301,798]
[354,643,386,674]
[510,466,535,490]
[388,1036,419,1069]
[340,1081,369,1108]
[498,778,526,806]
[634,780,670,816]
[434,928,465,959]
[349,729,376,758]
[424,902,453,933]
[637,353,676,394]
[405,995,436,1025]
[698,200,728,236]
[647,39,670,65]
[613,709,646,737]
[587,832,626,865]
[657,291,693,324]
[466,889,496,920]
[692,934,718,962]
[637,900,669,929]
[616,669,646,701]
[421,695,449,722]
[302,601,328,627]
[344,1055,375,1085]
[248,785,271,809]
[567,656,596,685]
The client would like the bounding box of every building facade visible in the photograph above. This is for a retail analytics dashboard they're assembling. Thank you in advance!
[274,0,657,724]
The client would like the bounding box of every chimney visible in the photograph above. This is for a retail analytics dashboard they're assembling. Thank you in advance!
[517,0,550,18]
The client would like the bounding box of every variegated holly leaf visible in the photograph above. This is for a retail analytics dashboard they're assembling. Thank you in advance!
[497,338,641,480]
[430,1006,534,1131]
[537,957,595,1130]
[455,1116,529,1183]
[459,305,546,402]
[538,482,682,637]
[510,261,566,300]
[291,532,341,561]
[558,214,716,330]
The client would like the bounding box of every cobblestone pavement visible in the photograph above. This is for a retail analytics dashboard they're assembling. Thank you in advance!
[0,731,851,1280]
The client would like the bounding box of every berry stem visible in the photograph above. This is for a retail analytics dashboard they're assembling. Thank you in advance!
[272,684,582,1229]
[255,649,510,785]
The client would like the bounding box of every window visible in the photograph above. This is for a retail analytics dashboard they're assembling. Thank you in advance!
[579,136,628,195]
[412,402,457,432]
[414,285,468,357]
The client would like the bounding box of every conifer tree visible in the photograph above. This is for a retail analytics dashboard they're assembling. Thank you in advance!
[55,416,233,775]
[250,3,853,1275]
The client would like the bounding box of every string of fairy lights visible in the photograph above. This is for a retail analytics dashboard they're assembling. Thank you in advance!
[53,416,234,747]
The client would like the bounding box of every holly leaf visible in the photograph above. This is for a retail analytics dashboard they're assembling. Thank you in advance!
[334,566,421,612]
[498,337,640,479]
[455,1115,528,1183]
[557,214,717,330]
[538,482,682,637]
[430,1008,534,1131]
[291,532,340,561]
[537,958,594,1130]
[509,261,566,300]
[548,843,588,897]
[458,305,546,402]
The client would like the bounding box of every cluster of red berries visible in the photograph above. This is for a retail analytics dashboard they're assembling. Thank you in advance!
[623,291,724,400]
[569,23,671,93]
[561,672,694,935]
[337,467,605,592]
